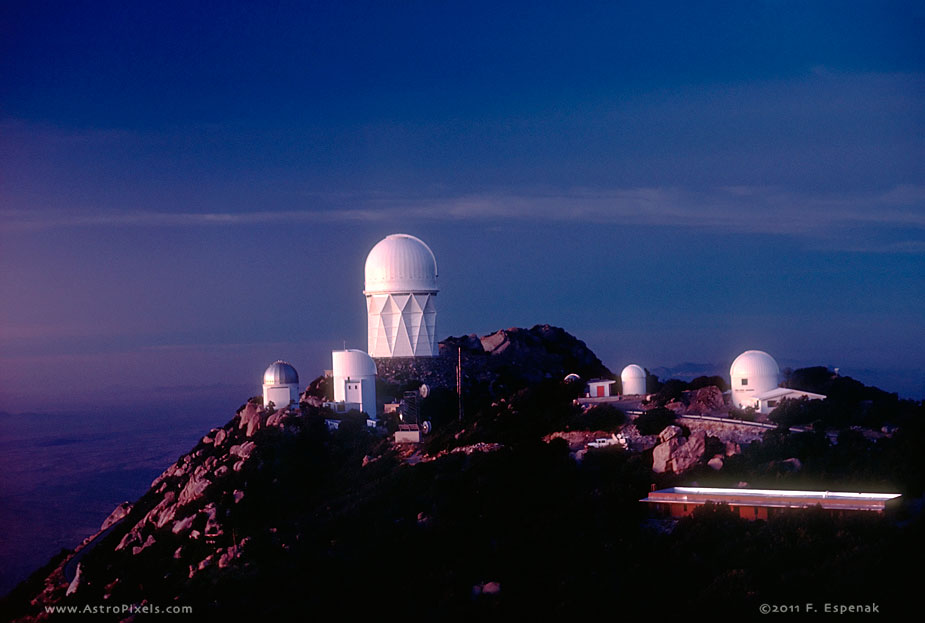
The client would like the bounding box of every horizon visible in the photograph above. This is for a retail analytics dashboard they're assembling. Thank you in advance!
[2,2,923,412]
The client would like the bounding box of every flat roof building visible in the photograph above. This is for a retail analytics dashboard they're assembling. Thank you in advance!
[587,379,615,398]
[641,486,900,520]
[754,387,826,415]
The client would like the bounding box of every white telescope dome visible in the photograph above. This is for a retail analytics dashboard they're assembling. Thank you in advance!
[263,360,299,385]
[730,350,779,382]
[365,234,438,294]
[332,349,378,417]
[621,364,645,379]
[730,350,780,408]
[620,364,647,395]
[332,349,377,378]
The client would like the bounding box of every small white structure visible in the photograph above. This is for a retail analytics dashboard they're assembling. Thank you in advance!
[587,379,616,398]
[730,350,780,409]
[330,349,378,418]
[365,234,439,358]
[620,364,647,396]
[394,424,422,444]
[755,387,827,415]
[263,360,300,411]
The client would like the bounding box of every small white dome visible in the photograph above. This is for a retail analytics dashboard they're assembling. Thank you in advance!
[620,364,646,380]
[620,364,647,395]
[730,350,779,381]
[364,234,438,293]
[332,349,377,378]
[264,360,299,385]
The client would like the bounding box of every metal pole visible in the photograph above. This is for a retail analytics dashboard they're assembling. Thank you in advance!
[457,347,463,422]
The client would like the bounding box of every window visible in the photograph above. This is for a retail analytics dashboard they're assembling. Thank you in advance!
[741,378,749,386]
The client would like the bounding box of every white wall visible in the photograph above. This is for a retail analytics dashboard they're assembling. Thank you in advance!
[263,384,298,410]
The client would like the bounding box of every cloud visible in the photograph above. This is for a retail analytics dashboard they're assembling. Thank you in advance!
[2,185,922,253]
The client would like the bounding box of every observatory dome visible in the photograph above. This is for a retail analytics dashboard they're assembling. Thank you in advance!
[621,364,645,380]
[263,360,299,385]
[332,349,377,378]
[730,350,779,408]
[620,364,647,395]
[730,350,779,382]
[364,234,438,294]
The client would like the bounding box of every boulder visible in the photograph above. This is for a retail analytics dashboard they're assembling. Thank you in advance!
[100,502,132,531]
[203,504,222,540]
[178,474,210,506]
[238,402,266,437]
[658,425,684,443]
[230,441,256,459]
[144,491,177,528]
[217,545,239,569]
[172,515,195,535]
[66,563,82,596]
[132,535,156,556]
[670,431,706,473]
[652,437,682,473]
[687,386,727,415]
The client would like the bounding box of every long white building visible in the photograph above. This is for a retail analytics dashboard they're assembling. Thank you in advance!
[364,234,439,358]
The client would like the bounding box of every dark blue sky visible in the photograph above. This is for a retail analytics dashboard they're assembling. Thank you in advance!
[1,1,923,411]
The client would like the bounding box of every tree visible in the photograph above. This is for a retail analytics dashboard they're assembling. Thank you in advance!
[689,375,729,392]
[653,379,688,405]
[634,407,677,435]
[573,404,627,431]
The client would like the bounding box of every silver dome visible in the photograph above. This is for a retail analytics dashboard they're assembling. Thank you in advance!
[263,360,299,385]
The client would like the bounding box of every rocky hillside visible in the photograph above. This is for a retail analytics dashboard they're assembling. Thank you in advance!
[3,327,924,620]
[373,324,613,395]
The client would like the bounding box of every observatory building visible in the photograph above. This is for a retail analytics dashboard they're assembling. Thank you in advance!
[262,360,300,410]
[364,234,439,358]
[730,350,780,409]
[620,364,647,396]
[328,349,378,418]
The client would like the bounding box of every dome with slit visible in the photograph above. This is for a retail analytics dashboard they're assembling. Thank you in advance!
[263,360,299,385]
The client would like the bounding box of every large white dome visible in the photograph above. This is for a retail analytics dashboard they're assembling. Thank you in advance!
[364,234,438,294]
[730,350,779,408]
[730,350,779,381]
[263,360,299,385]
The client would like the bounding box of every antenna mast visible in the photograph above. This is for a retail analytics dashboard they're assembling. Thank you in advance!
[457,347,464,422]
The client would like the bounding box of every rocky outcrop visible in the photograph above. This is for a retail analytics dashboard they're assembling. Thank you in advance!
[373,325,613,400]
[651,427,708,474]
[671,431,706,473]
[686,386,727,415]
[100,502,132,531]
[652,437,682,473]
[12,395,317,620]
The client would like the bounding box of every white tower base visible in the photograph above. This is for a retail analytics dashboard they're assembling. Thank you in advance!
[366,292,437,357]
